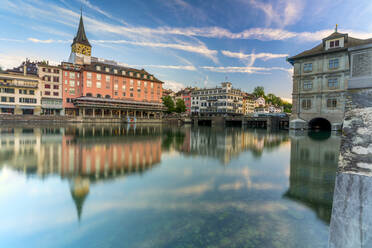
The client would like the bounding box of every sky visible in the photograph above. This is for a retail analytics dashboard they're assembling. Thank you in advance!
[1,0,372,101]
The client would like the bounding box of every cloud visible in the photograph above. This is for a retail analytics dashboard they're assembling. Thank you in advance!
[163,80,185,92]
[249,0,304,27]
[222,50,288,66]
[133,65,196,71]
[27,38,69,44]
[201,66,291,74]
[92,40,218,62]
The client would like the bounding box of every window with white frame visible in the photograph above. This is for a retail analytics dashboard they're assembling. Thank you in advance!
[303,81,313,90]
[137,81,141,87]
[114,84,118,90]
[144,81,147,87]
[97,74,101,81]
[122,71,126,75]
[87,72,92,79]
[114,69,118,74]
[151,82,154,88]
[130,79,134,86]
[303,63,313,72]
[96,81,101,88]
[69,73,75,79]
[329,59,339,69]
[330,40,340,48]
[328,78,338,88]
[87,80,92,88]
[70,80,75,87]
[122,85,126,91]
[302,99,311,110]
[105,67,110,73]
[96,65,101,71]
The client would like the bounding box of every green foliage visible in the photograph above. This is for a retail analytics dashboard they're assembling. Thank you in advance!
[253,86,265,98]
[252,86,292,113]
[162,95,175,113]
[175,99,186,113]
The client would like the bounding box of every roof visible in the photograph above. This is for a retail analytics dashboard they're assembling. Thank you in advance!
[83,61,164,84]
[72,13,91,47]
[288,31,372,62]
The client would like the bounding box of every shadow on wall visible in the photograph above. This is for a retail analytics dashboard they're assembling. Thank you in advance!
[309,118,332,131]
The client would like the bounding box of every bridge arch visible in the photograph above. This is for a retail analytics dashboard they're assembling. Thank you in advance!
[308,117,331,131]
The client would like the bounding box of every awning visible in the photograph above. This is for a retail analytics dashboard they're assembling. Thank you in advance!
[0,104,15,109]
[19,105,35,110]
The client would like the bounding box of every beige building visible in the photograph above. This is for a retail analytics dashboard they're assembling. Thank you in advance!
[242,93,255,115]
[0,69,41,115]
[288,27,372,130]
[38,63,63,115]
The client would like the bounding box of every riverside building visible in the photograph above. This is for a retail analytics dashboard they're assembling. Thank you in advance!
[190,82,243,116]
[288,26,372,130]
[61,12,165,119]
[0,62,41,115]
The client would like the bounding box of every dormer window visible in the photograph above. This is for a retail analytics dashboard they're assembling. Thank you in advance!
[96,65,101,71]
[330,40,340,48]
[105,67,110,73]
[122,70,126,75]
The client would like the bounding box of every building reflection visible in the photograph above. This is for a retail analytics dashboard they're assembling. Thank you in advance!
[163,126,289,164]
[0,125,162,221]
[284,131,341,224]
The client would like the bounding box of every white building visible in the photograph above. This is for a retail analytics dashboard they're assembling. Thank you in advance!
[191,82,243,115]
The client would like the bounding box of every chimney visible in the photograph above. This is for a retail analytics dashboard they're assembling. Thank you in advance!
[23,65,27,76]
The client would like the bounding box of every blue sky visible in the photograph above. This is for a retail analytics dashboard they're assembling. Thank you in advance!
[1,0,372,100]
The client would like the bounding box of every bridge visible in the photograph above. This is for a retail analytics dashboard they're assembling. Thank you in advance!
[191,115,289,129]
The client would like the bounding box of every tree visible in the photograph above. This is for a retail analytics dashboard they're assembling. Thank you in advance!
[175,99,186,113]
[162,96,175,113]
[283,102,292,113]
[253,86,265,98]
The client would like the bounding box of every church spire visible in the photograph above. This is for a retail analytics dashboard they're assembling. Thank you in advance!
[72,10,91,47]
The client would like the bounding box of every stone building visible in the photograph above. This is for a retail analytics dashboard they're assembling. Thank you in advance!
[288,27,372,130]
[190,82,243,116]
[38,63,63,115]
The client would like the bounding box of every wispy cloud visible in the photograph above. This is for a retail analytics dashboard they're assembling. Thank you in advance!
[249,0,304,27]
[92,40,218,62]
[163,80,185,92]
[201,66,291,75]
[28,38,69,44]
[132,65,196,71]
[221,50,288,66]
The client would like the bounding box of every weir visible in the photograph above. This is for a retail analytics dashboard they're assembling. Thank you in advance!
[329,43,372,247]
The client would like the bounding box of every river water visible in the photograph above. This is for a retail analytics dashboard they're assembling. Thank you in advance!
[0,124,340,248]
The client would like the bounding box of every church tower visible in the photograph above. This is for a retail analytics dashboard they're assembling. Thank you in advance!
[69,10,92,65]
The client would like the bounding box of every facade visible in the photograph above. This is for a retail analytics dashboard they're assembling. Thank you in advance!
[175,87,194,114]
[0,65,41,115]
[191,82,243,116]
[61,12,165,119]
[288,28,372,130]
[242,93,255,115]
[38,63,63,115]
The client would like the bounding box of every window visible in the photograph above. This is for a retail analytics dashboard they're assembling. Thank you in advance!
[45,91,51,95]
[327,99,337,108]
[114,84,118,90]
[144,75,147,79]
[328,78,338,88]
[303,81,313,90]
[54,69,59,74]
[144,81,147,87]
[330,40,340,48]
[130,93,133,97]
[53,85,59,90]
[70,81,75,87]
[130,79,134,86]
[302,99,311,110]
[96,81,101,88]
[97,94,102,98]
[329,59,339,69]
[114,69,118,74]
[65,80,68,85]
[303,63,312,72]
[86,93,92,97]
[137,81,141,87]
[42,68,46,72]
[105,95,110,99]
[97,74,101,81]
[150,76,153,80]
[130,87,133,91]
[29,90,34,95]
[122,71,126,75]
[122,85,126,91]
[129,72,133,77]
[87,72,92,79]
[53,76,59,82]
[0,88,14,94]
[136,73,140,78]
[106,82,110,89]
[114,91,118,96]
[122,92,126,96]
[64,71,68,76]
[19,98,36,104]
[106,75,110,82]
[105,67,110,72]
[1,97,6,102]
[151,82,154,88]
[9,97,14,103]
[69,88,75,95]
[53,92,59,96]
[45,84,51,89]
[96,65,101,71]
[70,73,75,79]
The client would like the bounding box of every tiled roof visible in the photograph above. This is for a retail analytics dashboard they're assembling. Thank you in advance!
[288,32,372,61]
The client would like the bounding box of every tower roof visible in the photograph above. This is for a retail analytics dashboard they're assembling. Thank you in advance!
[72,12,91,47]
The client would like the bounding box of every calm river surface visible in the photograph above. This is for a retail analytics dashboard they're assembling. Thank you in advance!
[0,124,340,248]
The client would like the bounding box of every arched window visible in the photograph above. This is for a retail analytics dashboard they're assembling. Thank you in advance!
[86,93,92,97]
[97,94,102,98]
[105,95,111,99]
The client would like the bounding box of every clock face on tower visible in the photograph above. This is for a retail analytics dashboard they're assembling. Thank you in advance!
[72,43,91,56]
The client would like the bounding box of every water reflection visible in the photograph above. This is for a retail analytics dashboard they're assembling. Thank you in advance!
[285,131,340,224]
[0,125,341,247]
